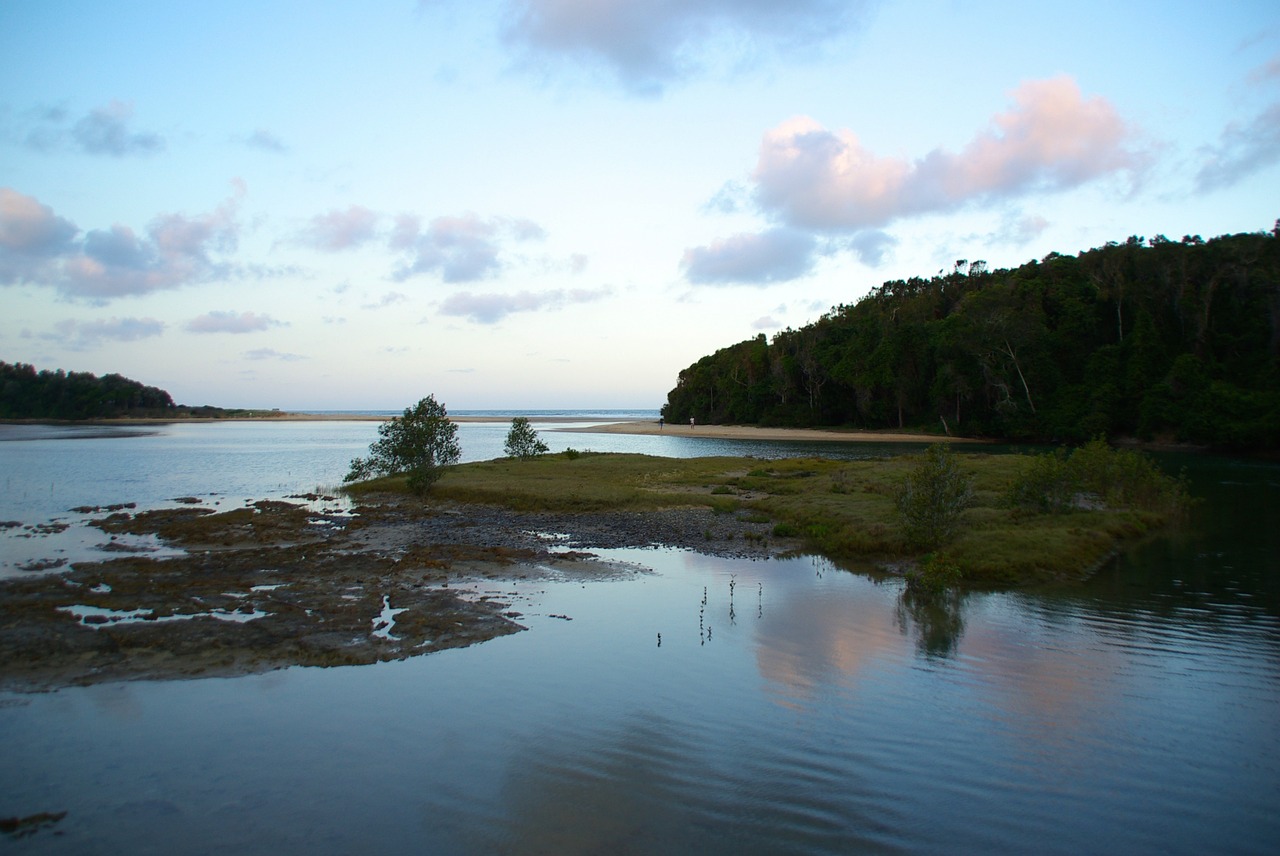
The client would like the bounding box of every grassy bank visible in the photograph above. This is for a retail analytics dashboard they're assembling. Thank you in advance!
[345,445,1190,587]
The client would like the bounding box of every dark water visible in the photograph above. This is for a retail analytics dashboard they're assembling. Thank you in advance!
[1,423,1277,854]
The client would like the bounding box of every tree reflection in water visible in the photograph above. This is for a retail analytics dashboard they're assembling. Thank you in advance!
[895,588,966,658]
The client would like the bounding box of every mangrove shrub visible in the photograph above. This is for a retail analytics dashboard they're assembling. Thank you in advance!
[504,416,549,459]
[344,395,461,495]
[895,444,973,549]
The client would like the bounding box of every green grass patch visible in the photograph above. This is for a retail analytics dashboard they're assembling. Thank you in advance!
[342,446,1190,587]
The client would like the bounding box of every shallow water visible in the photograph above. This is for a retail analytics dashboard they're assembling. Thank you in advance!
[1,421,1277,853]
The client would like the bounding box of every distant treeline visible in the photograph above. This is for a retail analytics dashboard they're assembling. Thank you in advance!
[662,225,1280,450]
[0,361,179,419]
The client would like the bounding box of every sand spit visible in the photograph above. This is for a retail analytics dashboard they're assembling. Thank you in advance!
[557,420,984,444]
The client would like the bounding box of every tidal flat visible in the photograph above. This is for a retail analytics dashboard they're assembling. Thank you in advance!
[0,489,791,692]
[2,447,1186,692]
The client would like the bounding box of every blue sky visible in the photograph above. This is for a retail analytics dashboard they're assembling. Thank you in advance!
[2,1,1277,410]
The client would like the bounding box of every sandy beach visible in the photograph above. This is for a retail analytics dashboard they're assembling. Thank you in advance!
[25,412,979,443]
[549,419,981,444]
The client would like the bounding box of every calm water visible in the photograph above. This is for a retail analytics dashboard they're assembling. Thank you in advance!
[1,420,1277,854]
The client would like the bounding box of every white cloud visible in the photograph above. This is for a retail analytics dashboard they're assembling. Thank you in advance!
[1195,102,1280,192]
[186,311,283,334]
[681,227,816,285]
[753,77,1142,231]
[296,205,380,251]
[0,186,243,300]
[45,316,165,349]
[503,0,873,95]
[362,291,408,310]
[244,128,288,153]
[751,315,779,330]
[244,347,306,361]
[394,214,546,283]
[439,286,611,323]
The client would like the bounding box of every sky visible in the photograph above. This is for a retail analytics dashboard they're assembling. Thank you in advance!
[2,1,1278,410]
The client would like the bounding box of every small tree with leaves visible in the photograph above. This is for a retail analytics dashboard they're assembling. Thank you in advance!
[895,444,973,549]
[344,395,461,495]
[504,416,549,459]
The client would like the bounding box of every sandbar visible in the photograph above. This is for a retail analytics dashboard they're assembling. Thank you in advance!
[555,419,982,444]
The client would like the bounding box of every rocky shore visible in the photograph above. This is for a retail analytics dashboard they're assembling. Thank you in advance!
[0,495,793,692]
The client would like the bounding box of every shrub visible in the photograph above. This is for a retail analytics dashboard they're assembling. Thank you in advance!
[344,395,461,495]
[894,444,973,549]
[1005,448,1076,513]
[504,416,549,459]
[1005,437,1190,515]
[904,553,963,600]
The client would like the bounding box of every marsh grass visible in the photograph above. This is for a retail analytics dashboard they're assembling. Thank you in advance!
[343,448,1189,587]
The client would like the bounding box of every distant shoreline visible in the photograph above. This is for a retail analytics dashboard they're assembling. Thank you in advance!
[2,413,975,443]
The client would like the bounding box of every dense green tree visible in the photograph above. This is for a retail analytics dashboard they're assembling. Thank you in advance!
[504,416,549,459]
[0,361,176,419]
[661,225,1280,450]
[344,396,461,494]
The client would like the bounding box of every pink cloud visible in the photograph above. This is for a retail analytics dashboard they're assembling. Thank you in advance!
[1,186,243,299]
[0,188,79,267]
[753,76,1142,231]
[297,205,380,251]
[439,286,611,324]
[504,0,872,95]
[186,310,282,334]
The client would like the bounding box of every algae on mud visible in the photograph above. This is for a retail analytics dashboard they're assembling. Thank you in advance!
[0,446,1189,691]
[389,447,1190,587]
[0,487,789,692]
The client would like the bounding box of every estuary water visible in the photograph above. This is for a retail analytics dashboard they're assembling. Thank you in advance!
[1,418,1278,854]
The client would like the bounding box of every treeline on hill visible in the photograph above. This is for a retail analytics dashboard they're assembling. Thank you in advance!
[0,361,178,419]
[662,226,1280,450]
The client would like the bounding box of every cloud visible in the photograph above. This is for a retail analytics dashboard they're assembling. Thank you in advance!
[244,347,306,361]
[754,76,1141,231]
[439,286,611,323]
[503,0,871,95]
[244,128,288,153]
[24,100,166,156]
[296,205,380,251]
[1248,54,1280,84]
[0,186,243,300]
[186,310,283,334]
[845,229,896,266]
[45,316,165,349]
[752,315,780,330]
[1194,102,1280,192]
[682,227,817,285]
[361,291,408,310]
[73,101,164,156]
[394,214,546,283]
[0,188,79,281]
[993,212,1050,245]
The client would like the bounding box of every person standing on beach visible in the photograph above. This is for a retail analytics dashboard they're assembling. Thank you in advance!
[659,416,664,429]
[690,416,695,429]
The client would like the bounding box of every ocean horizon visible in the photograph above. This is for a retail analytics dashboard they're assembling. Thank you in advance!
[296,408,661,419]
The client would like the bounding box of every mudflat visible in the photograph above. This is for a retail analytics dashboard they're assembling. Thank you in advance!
[0,494,788,693]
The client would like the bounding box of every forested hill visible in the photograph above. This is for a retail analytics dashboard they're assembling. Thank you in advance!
[661,226,1280,450]
[0,361,177,419]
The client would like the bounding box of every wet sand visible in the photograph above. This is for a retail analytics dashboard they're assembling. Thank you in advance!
[554,419,982,444]
[32,413,980,443]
